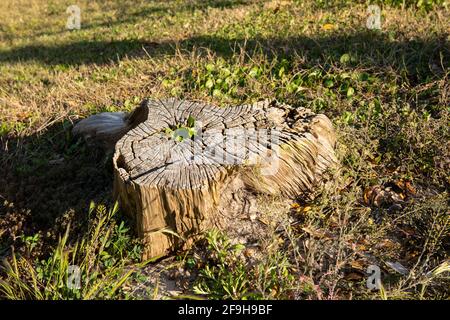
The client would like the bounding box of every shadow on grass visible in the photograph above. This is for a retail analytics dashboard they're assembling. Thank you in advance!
[181,32,449,83]
[0,121,114,244]
[0,31,447,84]
[0,39,156,66]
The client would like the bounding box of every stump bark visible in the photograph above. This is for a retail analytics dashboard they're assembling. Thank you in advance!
[108,99,337,259]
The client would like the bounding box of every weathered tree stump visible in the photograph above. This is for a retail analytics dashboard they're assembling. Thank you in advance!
[74,98,337,259]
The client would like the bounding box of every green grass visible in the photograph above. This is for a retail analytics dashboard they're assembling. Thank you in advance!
[191,230,295,299]
[0,202,147,299]
[0,0,449,300]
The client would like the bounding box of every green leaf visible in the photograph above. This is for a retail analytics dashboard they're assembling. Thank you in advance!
[165,127,173,136]
[248,66,260,78]
[342,111,354,124]
[324,79,334,88]
[205,78,214,89]
[359,72,369,81]
[287,82,298,93]
[175,135,183,142]
[225,76,233,85]
[347,87,355,97]
[187,115,195,128]
[340,53,351,64]
[221,67,231,77]
[188,127,197,138]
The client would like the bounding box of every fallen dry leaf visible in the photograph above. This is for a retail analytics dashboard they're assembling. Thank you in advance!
[351,260,365,271]
[322,23,335,31]
[301,227,333,239]
[377,239,398,250]
[302,206,312,213]
[363,184,405,208]
[345,272,364,281]
[405,250,420,261]
[357,244,367,251]
[16,111,31,121]
[291,202,300,209]
[393,179,416,195]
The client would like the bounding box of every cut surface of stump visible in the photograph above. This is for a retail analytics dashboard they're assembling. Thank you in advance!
[111,98,337,259]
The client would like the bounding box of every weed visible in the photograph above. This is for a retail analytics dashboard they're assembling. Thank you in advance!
[193,230,295,299]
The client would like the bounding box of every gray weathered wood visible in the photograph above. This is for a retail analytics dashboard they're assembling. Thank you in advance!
[74,98,337,259]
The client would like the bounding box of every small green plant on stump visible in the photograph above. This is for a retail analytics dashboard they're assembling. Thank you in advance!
[165,116,197,142]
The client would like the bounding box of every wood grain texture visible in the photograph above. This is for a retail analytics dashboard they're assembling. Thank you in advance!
[111,98,337,259]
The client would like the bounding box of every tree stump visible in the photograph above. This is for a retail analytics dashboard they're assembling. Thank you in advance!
[109,99,337,259]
